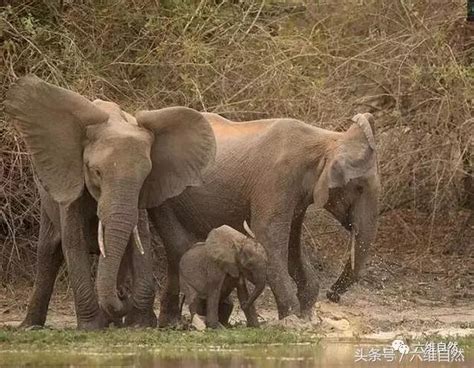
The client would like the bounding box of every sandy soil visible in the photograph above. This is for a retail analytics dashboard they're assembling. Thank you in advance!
[0,288,472,343]
[1,282,472,342]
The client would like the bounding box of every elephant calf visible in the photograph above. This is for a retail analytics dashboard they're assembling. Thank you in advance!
[179,223,267,328]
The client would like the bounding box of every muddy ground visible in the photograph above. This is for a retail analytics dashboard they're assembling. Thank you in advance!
[0,209,472,341]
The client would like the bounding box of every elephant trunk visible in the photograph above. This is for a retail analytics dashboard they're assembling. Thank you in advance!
[349,222,375,280]
[327,187,378,303]
[96,188,140,318]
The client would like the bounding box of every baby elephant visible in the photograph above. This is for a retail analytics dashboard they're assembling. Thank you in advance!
[179,223,267,328]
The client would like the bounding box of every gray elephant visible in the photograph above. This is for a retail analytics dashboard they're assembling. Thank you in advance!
[152,111,380,326]
[179,224,267,328]
[4,75,216,330]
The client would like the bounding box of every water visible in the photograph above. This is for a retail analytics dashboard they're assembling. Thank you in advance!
[0,342,471,367]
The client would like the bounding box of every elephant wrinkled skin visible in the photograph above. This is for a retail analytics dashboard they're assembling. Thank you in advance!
[4,75,216,330]
[153,111,380,325]
[180,225,267,328]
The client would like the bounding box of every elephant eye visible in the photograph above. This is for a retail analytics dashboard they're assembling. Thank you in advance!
[87,164,101,180]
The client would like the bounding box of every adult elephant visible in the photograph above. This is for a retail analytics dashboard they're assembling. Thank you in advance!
[152,111,380,326]
[4,75,216,330]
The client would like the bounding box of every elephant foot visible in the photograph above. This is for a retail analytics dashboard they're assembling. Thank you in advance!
[276,302,301,320]
[124,307,157,328]
[158,311,181,328]
[299,306,315,321]
[189,314,206,331]
[158,293,181,328]
[19,316,46,330]
[218,300,233,326]
[206,321,224,329]
[24,325,47,331]
[19,322,46,331]
[246,317,260,328]
[109,317,124,328]
[326,290,341,303]
[77,311,110,331]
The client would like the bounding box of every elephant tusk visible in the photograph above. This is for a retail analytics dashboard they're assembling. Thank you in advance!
[98,221,106,258]
[350,227,356,271]
[243,220,256,239]
[133,225,145,255]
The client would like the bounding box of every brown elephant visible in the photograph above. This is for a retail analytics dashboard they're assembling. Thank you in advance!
[151,111,380,326]
[179,224,267,328]
[4,75,216,330]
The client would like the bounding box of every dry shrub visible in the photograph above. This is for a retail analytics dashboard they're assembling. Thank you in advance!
[0,0,472,283]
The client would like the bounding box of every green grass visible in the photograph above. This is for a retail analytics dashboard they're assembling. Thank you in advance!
[0,327,320,351]
[0,328,471,367]
[1,326,472,351]
[437,336,474,350]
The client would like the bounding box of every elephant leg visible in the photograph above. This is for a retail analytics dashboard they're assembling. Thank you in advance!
[236,280,259,327]
[20,205,63,328]
[206,278,225,329]
[195,299,206,317]
[60,201,106,330]
[188,299,199,322]
[288,208,319,320]
[265,249,299,319]
[218,298,234,327]
[251,204,300,319]
[124,210,157,328]
[148,206,196,327]
[217,279,236,326]
[196,298,233,326]
[159,256,181,328]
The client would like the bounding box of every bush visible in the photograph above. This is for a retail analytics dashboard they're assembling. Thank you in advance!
[1,0,472,283]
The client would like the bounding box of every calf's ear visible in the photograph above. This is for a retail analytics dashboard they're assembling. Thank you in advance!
[207,225,242,278]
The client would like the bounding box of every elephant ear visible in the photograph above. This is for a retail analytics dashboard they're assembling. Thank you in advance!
[136,107,216,208]
[4,75,109,204]
[239,240,267,270]
[313,113,377,208]
[207,225,241,278]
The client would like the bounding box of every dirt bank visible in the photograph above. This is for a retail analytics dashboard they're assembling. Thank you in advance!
[1,284,472,342]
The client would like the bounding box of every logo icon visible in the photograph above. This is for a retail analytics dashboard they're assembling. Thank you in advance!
[392,340,410,361]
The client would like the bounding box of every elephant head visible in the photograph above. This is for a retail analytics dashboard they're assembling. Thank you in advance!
[313,113,380,302]
[208,224,267,310]
[5,75,216,318]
